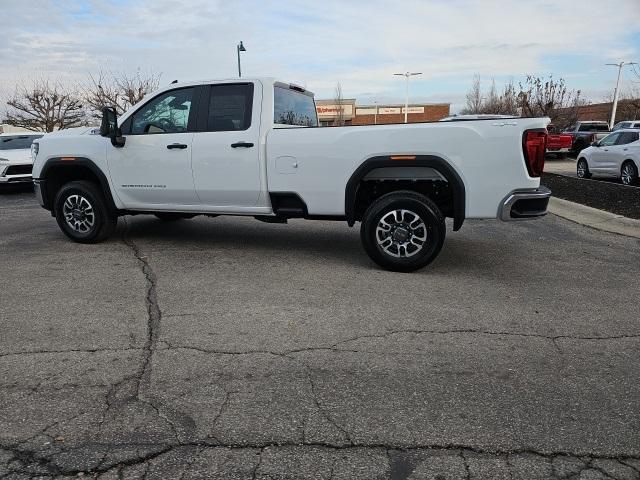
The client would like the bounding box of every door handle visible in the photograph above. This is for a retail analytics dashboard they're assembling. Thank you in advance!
[623,148,628,151]
[167,143,188,149]
[231,142,254,148]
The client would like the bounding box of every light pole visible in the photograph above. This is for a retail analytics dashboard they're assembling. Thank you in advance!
[374,101,378,125]
[394,72,422,123]
[237,41,246,78]
[606,61,637,127]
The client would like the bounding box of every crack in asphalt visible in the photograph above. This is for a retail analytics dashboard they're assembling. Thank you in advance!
[2,442,639,479]
[121,220,162,398]
[251,446,265,480]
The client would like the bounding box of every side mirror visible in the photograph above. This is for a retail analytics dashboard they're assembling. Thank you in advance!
[100,106,126,148]
[591,141,600,147]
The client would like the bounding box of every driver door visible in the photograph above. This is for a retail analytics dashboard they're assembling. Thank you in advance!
[106,87,199,208]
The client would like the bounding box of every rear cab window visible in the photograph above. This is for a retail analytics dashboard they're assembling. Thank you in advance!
[274,85,318,127]
[0,135,43,150]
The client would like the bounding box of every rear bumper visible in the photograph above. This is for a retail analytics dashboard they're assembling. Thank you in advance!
[499,186,551,221]
[546,147,570,153]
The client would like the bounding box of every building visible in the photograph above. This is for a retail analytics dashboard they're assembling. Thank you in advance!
[315,99,450,126]
[0,123,31,134]
[555,100,640,126]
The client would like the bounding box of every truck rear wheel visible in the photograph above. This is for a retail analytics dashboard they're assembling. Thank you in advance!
[360,191,446,272]
[54,180,117,243]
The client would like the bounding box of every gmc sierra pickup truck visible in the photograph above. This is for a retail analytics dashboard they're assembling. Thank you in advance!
[31,78,551,272]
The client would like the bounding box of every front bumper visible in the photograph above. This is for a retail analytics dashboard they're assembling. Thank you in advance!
[499,186,551,221]
[0,163,33,184]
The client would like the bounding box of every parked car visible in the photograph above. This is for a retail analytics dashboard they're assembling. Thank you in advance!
[0,132,44,185]
[546,124,572,158]
[563,121,610,154]
[576,129,639,185]
[31,77,551,272]
[611,120,640,131]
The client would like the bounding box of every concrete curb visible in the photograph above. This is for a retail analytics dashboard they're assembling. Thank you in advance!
[548,197,640,239]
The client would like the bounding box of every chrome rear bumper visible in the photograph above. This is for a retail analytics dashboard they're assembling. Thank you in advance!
[499,186,551,221]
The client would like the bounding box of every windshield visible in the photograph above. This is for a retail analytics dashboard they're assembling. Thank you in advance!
[0,135,43,150]
[274,86,317,127]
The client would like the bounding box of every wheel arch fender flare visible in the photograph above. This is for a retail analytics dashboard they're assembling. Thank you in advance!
[344,155,466,230]
[39,157,118,213]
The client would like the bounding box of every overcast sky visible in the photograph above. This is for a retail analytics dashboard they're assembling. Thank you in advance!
[1,0,639,113]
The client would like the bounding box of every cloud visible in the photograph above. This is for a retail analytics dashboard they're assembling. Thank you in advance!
[1,0,639,113]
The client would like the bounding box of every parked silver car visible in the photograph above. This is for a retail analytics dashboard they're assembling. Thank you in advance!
[576,129,640,186]
[0,133,44,185]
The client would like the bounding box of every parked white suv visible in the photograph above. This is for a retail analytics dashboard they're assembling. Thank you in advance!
[576,129,639,185]
[0,133,44,185]
[31,77,551,271]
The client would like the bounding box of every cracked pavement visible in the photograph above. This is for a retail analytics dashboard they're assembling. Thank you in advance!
[1,189,639,479]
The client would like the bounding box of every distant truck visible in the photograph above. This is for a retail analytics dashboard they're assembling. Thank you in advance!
[546,124,572,158]
[562,121,610,154]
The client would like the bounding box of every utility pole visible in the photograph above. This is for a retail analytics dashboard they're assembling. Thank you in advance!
[606,61,637,127]
[237,41,246,78]
[394,72,422,123]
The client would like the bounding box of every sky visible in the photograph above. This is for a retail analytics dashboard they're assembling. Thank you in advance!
[1,0,639,114]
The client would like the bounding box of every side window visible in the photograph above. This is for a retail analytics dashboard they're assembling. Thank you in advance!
[617,132,640,145]
[599,132,619,146]
[131,88,194,134]
[207,84,253,132]
[579,123,595,132]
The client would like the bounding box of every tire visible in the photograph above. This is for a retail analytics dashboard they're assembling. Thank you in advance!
[621,161,639,186]
[54,180,117,243]
[360,191,446,272]
[577,158,592,179]
[154,213,196,221]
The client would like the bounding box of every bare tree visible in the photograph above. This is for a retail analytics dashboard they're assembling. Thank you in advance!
[5,78,84,132]
[517,75,580,123]
[83,69,161,118]
[333,82,345,126]
[461,75,519,115]
[462,74,483,114]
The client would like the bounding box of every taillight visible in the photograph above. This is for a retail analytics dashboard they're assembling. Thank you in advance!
[522,129,547,177]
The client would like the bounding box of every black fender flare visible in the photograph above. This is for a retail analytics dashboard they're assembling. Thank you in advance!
[345,155,466,230]
[38,157,118,212]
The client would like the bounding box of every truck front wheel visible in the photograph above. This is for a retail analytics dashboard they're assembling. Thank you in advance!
[360,191,446,272]
[54,180,117,243]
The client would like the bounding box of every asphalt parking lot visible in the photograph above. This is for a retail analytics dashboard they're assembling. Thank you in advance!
[1,188,640,479]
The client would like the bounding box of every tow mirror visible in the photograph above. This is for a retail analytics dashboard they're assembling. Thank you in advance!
[100,106,126,148]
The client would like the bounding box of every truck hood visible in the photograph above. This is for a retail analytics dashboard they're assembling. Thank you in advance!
[0,148,32,164]
[43,126,101,138]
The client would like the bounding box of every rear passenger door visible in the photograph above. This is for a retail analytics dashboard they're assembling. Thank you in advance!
[190,82,263,207]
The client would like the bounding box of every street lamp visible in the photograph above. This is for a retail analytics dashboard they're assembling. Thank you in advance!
[374,100,378,125]
[394,72,422,123]
[606,61,637,127]
[237,41,246,78]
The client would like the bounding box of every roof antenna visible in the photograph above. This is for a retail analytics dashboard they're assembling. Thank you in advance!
[171,80,178,84]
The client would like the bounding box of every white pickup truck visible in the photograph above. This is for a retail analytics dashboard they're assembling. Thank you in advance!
[32,77,551,272]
